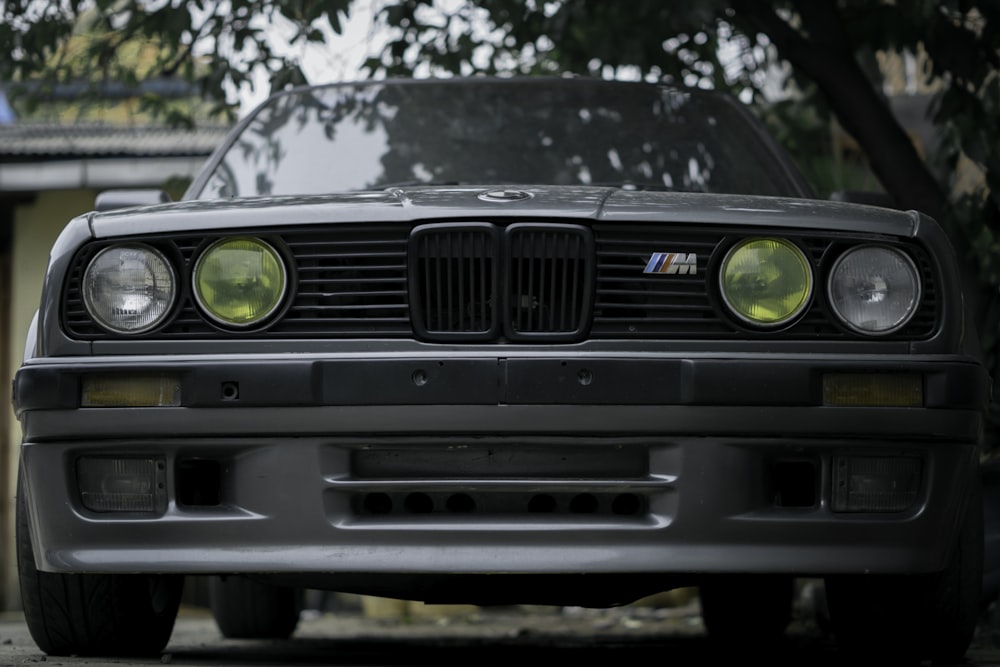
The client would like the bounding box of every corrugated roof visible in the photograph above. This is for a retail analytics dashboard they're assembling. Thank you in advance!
[0,123,231,159]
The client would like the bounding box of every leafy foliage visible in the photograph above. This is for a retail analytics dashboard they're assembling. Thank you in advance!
[0,0,352,123]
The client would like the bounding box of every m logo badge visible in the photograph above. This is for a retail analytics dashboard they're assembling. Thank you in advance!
[644,252,697,275]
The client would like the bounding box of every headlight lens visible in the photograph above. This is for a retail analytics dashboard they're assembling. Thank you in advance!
[193,237,287,327]
[719,238,813,327]
[827,245,921,335]
[82,245,176,333]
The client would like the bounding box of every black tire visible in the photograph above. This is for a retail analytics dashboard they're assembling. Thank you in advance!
[209,575,302,639]
[698,574,794,641]
[16,471,183,657]
[826,475,984,664]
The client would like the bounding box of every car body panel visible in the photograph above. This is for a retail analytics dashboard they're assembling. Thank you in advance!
[11,77,990,615]
[88,188,919,239]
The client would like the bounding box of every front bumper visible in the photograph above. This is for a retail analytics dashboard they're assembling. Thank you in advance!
[14,352,988,583]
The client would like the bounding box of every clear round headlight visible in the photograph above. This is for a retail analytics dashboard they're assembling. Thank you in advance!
[719,237,813,327]
[82,245,177,334]
[193,237,287,328]
[827,245,921,335]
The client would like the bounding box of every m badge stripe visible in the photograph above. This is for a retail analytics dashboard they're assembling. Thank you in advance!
[644,252,697,275]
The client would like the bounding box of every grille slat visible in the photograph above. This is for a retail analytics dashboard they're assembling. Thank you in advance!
[301,290,407,299]
[299,277,402,285]
[298,265,405,274]
[289,304,409,313]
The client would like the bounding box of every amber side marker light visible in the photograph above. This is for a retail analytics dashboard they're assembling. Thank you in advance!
[81,374,181,407]
[822,373,922,407]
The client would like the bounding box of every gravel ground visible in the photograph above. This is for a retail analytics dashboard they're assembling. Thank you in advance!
[2,584,1000,666]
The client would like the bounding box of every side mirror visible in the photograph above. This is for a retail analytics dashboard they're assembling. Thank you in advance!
[829,190,900,209]
[95,189,172,212]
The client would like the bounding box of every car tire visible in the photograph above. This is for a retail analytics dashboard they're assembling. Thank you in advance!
[698,574,794,641]
[15,470,183,656]
[209,575,302,639]
[825,474,984,664]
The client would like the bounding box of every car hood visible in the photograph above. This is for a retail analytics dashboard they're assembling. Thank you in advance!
[89,185,919,238]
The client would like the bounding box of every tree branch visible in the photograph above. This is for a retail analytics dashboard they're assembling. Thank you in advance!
[733,0,948,221]
[731,0,994,332]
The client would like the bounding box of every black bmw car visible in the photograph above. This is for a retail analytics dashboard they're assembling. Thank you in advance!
[11,76,989,663]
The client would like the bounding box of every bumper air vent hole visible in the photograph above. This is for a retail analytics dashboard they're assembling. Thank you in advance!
[569,493,599,514]
[612,493,642,516]
[176,459,221,507]
[404,492,434,514]
[445,493,476,513]
[772,460,818,508]
[363,493,393,515]
[528,494,557,513]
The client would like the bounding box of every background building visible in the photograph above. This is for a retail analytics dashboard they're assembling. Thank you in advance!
[0,81,229,611]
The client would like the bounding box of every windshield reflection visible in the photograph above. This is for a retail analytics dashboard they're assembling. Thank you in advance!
[197,78,799,199]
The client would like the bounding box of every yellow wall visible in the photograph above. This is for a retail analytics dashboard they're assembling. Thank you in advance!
[3,189,97,611]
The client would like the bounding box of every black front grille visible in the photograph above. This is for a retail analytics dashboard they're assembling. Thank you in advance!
[506,224,592,339]
[283,229,410,335]
[592,227,722,336]
[63,221,939,342]
[408,223,593,341]
[409,224,499,340]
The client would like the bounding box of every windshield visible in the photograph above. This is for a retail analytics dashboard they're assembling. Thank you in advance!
[192,78,806,199]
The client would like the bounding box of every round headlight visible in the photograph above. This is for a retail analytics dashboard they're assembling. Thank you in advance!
[719,238,813,327]
[827,245,921,335]
[193,237,287,328]
[82,245,177,334]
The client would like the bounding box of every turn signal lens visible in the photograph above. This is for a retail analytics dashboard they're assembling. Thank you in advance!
[719,238,812,327]
[193,237,287,327]
[822,373,923,407]
[81,374,181,407]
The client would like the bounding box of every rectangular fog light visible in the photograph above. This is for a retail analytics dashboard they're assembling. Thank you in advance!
[81,374,181,407]
[822,373,922,407]
[77,457,166,513]
[832,455,922,513]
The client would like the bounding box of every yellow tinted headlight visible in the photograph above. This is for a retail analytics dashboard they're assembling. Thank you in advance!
[719,238,812,327]
[193,237,287,327]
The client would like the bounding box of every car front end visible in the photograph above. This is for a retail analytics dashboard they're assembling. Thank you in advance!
[11,77,990,661]
[14,187,986,591]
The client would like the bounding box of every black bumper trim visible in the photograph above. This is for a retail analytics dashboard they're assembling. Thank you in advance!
[13,356,989,413]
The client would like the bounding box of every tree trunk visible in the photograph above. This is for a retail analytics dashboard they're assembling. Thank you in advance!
[733,0,985,319]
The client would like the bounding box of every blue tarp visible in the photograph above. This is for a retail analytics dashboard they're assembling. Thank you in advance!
[0,88,17,124]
